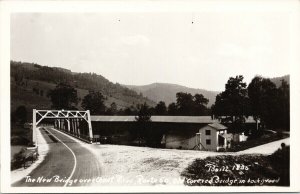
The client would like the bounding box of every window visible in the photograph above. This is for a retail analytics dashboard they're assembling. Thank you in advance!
[206,139,211,145]
[205,129,211,135]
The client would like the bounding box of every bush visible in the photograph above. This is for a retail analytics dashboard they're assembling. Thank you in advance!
[268,144,290,185]
[247,129,264,140]
[217,148,226,152]
[11,147,38,170]
[181,145,290,186]
[11,148,26,170]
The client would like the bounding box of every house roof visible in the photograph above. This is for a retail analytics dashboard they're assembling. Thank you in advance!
[91,115,257,124]
[208,123,227,130]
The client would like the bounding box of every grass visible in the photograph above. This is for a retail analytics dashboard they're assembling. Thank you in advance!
[181,145,290,186]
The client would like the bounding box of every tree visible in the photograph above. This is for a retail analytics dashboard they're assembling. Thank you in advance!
[133,103,152,145]
[48,83,78,109]
[81,91,106,114]
[14,69,24,86]
[124,107,133,115]
[106,102,118,115]
[212,75,250,132]
[135,103,152,123]
[173,92,209,116]
[134,102,163,147]
[193,94,209,115]
[15,105,27,124]
[248,76,278,129]
[154,101,167,115]
[176,92,194,115]
[247,76,290,131]
[122,105,137,115]
[277,80,290,130]
[168,102,177,115]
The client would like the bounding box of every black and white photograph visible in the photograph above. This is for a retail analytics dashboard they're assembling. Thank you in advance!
[1,0,300,193]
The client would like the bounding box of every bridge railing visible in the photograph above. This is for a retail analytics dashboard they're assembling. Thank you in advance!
[55,126,93,143]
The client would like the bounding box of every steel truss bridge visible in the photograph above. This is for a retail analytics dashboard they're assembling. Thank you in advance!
[32,109,94,145]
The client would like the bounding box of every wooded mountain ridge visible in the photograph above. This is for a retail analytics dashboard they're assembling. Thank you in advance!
[11,60,289,112]
[125,83,219,107]
[10,61,155,113]
[124,74,289,107]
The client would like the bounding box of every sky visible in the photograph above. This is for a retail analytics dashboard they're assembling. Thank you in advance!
[11,12,290,91]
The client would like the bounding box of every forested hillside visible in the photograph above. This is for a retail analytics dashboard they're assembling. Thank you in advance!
[270,75,290,87]
[11,61,155,117]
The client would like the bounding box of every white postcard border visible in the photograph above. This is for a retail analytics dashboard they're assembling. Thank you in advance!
[1,0,300,193]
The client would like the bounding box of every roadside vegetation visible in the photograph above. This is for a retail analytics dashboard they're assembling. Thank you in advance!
[11,105,32,146]
[227,131,289,152]
[11,147,38,170]
[181,144,290,186]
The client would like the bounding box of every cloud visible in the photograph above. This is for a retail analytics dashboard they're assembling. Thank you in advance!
[121,34,150,46]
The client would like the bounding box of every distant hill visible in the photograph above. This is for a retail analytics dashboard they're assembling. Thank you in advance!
[124,83,219,107]
[10,61,156,116]
[270,75,290,87]
[125,74,290,107]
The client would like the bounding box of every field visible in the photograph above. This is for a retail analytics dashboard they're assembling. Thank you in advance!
[86,137,289,186]
[88,144,222,185]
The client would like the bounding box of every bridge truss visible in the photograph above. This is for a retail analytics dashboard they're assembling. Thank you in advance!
[32,109,94,145]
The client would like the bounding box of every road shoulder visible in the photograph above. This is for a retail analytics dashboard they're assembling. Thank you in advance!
[11,127,49,184]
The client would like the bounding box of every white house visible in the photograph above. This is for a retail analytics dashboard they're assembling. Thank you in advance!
[197,123,229,151]
[164,122,230,151]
